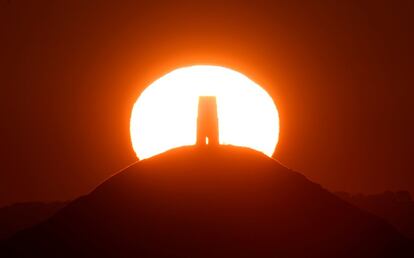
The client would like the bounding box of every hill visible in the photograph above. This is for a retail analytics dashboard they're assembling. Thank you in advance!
[1,146,412,257]
[336,191,414,240]
[0,202,67,241]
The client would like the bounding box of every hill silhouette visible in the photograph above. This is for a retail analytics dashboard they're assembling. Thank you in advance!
[336,191,414,241]
[1,146,413,258]
[0,202,67,241]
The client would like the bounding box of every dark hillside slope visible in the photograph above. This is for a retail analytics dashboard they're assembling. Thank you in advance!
[0,202,67,240]
[1,146,412,258]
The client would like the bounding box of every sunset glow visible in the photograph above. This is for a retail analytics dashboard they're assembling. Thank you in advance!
[130,65,279,159]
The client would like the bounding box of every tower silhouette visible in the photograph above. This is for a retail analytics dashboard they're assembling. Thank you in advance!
[197,96,219,145]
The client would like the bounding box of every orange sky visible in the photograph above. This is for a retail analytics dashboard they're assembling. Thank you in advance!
[0,0,413,206]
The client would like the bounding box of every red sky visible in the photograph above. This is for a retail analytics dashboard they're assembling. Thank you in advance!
[0,0,413,206]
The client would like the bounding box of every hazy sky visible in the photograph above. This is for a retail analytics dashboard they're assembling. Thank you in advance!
[0,0,413,206]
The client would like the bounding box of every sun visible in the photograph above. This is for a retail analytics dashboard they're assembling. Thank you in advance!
[130,65,279,160]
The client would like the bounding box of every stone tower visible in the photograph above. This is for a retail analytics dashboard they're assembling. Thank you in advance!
[197,96,219,145]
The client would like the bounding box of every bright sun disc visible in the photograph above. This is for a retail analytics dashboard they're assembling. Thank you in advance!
[130,65,279,160]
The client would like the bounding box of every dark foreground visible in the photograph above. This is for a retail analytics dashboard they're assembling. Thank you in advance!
[1,146,412,257]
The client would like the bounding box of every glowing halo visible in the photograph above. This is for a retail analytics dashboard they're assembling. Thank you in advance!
[130,65,279,160]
